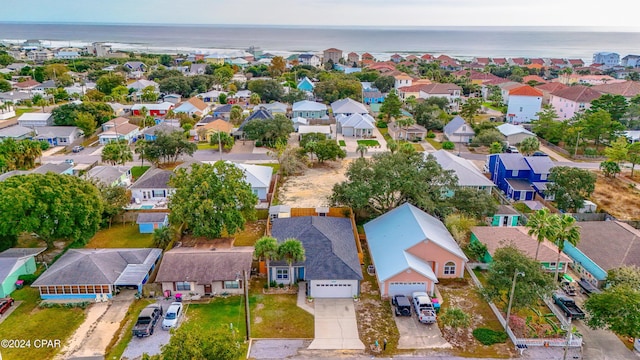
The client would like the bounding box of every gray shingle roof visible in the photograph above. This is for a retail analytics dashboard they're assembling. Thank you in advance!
[498,153,530,171]
[142,123,182,136]
[130,168,173,189]
[0,125,33,138]
[31,163,73,175]
[85,165,131,185]
[0,247,46,258]
[155,248,253,283]
[429,150,495,188]
[136,212,169,224]
[443,116,474,137]
[270,217,363,281]
[524,156,554,174]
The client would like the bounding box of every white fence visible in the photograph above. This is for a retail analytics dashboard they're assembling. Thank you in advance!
[465,264,583,350]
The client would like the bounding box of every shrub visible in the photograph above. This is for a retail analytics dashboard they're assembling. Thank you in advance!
[269,280,277,288]
[18,274,38,285]
[468,241,488,261]
[584,147,598,156]
[440,308,471,328]
[376,120,388,128]
[427,131,436,139]
[472,328,508,345]
[255,140,263,147]
[278,283,284,288]
[442,141,455,150]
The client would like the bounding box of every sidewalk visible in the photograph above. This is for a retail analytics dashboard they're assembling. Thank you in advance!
[296,281,314,315]
[540,144,572,162]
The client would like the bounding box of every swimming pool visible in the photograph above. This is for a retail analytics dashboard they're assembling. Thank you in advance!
[140,205,154,209]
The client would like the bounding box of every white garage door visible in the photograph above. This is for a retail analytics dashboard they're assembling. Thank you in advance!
[311,280,356,298]
[388,282,427,297]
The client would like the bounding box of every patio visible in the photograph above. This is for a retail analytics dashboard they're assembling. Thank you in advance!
[125,198,168,210]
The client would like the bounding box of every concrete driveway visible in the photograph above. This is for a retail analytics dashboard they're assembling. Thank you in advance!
[393,306,451,349]
[308,299,364,350]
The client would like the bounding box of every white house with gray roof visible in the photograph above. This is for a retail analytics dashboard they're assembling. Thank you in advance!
[34,126,83,146]
[32,248,162,300]
[0,125,33,140]
[269,216,363,298]
[330,98,368,116]
[129,168,174,208]
[496,123,536,145]
[17,112,52,128]
[430,150,495,194]
[85,165,132,187]
[443,116,475,143]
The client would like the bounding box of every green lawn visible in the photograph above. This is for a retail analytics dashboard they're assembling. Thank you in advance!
[197,142,218,150]
[84,223,154,248]
[14,107,37,117]
[104,298,154,360]
[131,166,150,180]
[399,141,425,152]
[0,288,86,360]
[257,163,280,174]
[339,140,346,147]
[426,138,443,150]
[357,140,380,147]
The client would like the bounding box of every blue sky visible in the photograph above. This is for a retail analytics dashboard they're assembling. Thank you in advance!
[0,0,636,27]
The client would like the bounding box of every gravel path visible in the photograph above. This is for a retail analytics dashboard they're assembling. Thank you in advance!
[249,339,311,359]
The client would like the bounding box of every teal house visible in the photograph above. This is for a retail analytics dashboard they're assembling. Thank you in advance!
[491,205,520,227]
[297,77,315,92]
[0,248,46,297]
[136,213,169,234]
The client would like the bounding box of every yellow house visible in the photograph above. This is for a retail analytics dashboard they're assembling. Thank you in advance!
[205,55,225,65]
[202,119,234,142]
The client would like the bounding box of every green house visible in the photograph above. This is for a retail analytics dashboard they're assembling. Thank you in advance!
[0,248,45,298]
[491,205,520,227]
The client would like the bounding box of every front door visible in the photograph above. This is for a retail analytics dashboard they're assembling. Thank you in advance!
[204,284,212,295]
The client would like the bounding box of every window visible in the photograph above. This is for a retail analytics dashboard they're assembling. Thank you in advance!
[540,173,547,181]
[519,107,523,112]
[176,282,191,291]
[276,269,288,280]
[444,262,456,275]
[152,190,165,198]
[224,281,240,289]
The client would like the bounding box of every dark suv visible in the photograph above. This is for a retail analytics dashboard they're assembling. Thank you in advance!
[392,295,412,316]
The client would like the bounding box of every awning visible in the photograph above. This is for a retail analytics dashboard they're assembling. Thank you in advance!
[562,273,574,282]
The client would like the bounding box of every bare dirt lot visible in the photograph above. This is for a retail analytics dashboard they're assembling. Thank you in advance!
[592,173,640,220]
[278,160,351,208]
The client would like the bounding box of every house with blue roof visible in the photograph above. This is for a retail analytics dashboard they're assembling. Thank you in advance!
[487,153,554,200]
[292,100,328,119]
[364,203,468,298]
[268,216,363,298]
[296,77,315,92]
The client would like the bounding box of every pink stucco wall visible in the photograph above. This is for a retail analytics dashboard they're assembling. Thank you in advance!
[406,240,466,279]
[383,268,435,296]
[550,96,591,120]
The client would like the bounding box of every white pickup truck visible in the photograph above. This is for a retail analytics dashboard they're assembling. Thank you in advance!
[412,291,437,324]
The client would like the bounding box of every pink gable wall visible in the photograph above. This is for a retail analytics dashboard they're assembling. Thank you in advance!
[406,240,466,279]
[383,268,435,297]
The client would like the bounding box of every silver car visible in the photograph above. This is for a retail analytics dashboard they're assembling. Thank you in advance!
[161,302,183,330]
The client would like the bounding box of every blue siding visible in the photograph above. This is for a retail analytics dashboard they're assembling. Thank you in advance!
[41,293,112,300]
[138,222,166,234]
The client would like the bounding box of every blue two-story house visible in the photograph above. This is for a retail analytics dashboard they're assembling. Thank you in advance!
[297,77,315,92]
[364,89,385,104]
[488,153,554,201]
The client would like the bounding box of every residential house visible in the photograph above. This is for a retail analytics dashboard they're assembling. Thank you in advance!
[473,57,490,66]
[0,100,16,120]
[298,125,332,139]
[131,102,174,116]
[99,122,140,145]
[592,81,640,99]
[269,216,363,298]
[418,83,462,110]
[363,89,384,104]
[509,58,526,66]
[85,165,132,187]
[0,125,33,140]
[143,123,183,141]
[624,130,640,143]
[496,123,536,144]
[592,52,620,67]
[394,73,413,90]
[471,227,571,272]
[291,117,308,131]
[27,49,54,62]
[198,90,226,103]
[388,121,427,141]
[331,98,368,116]
[420,54,435,62]
[17,112,52,128]
[297,77,315,92]
[0,91,32,104]
[361,53,375,62]
[563,221,640,288]
[364,203,468,297]
[228,90,251,104]
[298,54,321,67]
[174,97,210,117]
[213,104,234,120]
[490,205,521,227]
[492,58,507,66]
[568,59,585,68]
[336,113,375,137]
[535,82,568,105]
[323,48,343,65]
[32,248,162,300]
[34,126,83,146]
[390,54,403,63]
[238,107,274,131]
[163,94,182,104]
[497,81,525,103]
[31,162,74,176]
[522,75,547,85]
[260,102,288,116]
[201,119,234,142]
[235,163,273,201]
[204,54,225,65]
[101,117,129,132]
[547,58,568,68]
[621,55,640,68]
[0,248,45,297]
[347,52,360,65]
[136,213,169,234]
[397,84,429,101]
[129,168,174,204]
[188,63,207,76]
[34,80,57,92]
[506,85,543,123]
[123,61,147,72]
[127,79,159,93]
[292,100,328,119]
[106,102,130,117]
[156,248,252,297]
[443,116,475,143]
[549,85,602,120]
[430,150,495,194]
[487,153,555,200]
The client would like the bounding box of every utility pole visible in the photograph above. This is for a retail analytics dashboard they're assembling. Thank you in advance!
[218,132,223,161]
[243,269,251,341]
[505,270,525,331]
[574,131,581,158]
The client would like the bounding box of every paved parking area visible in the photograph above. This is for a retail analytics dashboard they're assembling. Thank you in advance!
[393,305,451,349]
[308,299,364,350]
[121,298,183,360]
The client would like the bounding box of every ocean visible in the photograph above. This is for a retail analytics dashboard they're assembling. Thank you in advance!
[1,23,640,62]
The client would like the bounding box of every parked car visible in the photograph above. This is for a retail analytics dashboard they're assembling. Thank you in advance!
[72,145,84,153]
[506,146,519,153]
[552,292,585,320]
[578,278,602,296]
[560,279,577,296]
[162,302,183,330]
[0,297,14,316]
[391,295,411,317]
[532,151,548,156]
[411,292,437,324]
[132,304,163,337]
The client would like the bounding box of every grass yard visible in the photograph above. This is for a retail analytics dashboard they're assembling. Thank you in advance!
[250,278,314,338]
[197,142,218,150]
[131,165,150,180]
[339,140,346,147]
[104,298,154,360]
[426,138,443,150]
[357,139,380,147]
[513,202,533,214]
[14,107,37,117]
[233,220,266,246]
[256,163,280,174]
[84,223,154,248]
[398,140,424,152]
[0,287,86,360]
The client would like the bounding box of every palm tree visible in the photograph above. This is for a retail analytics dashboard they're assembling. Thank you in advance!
[386,139,399,154]
[550,214,581,282]
[249,93,261,106]
[356,143,368,158]
[526,208,552,261]
[254,236,279,289]
[35,97,48,112]
[277,238,305,286]
[134,139,149,167]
